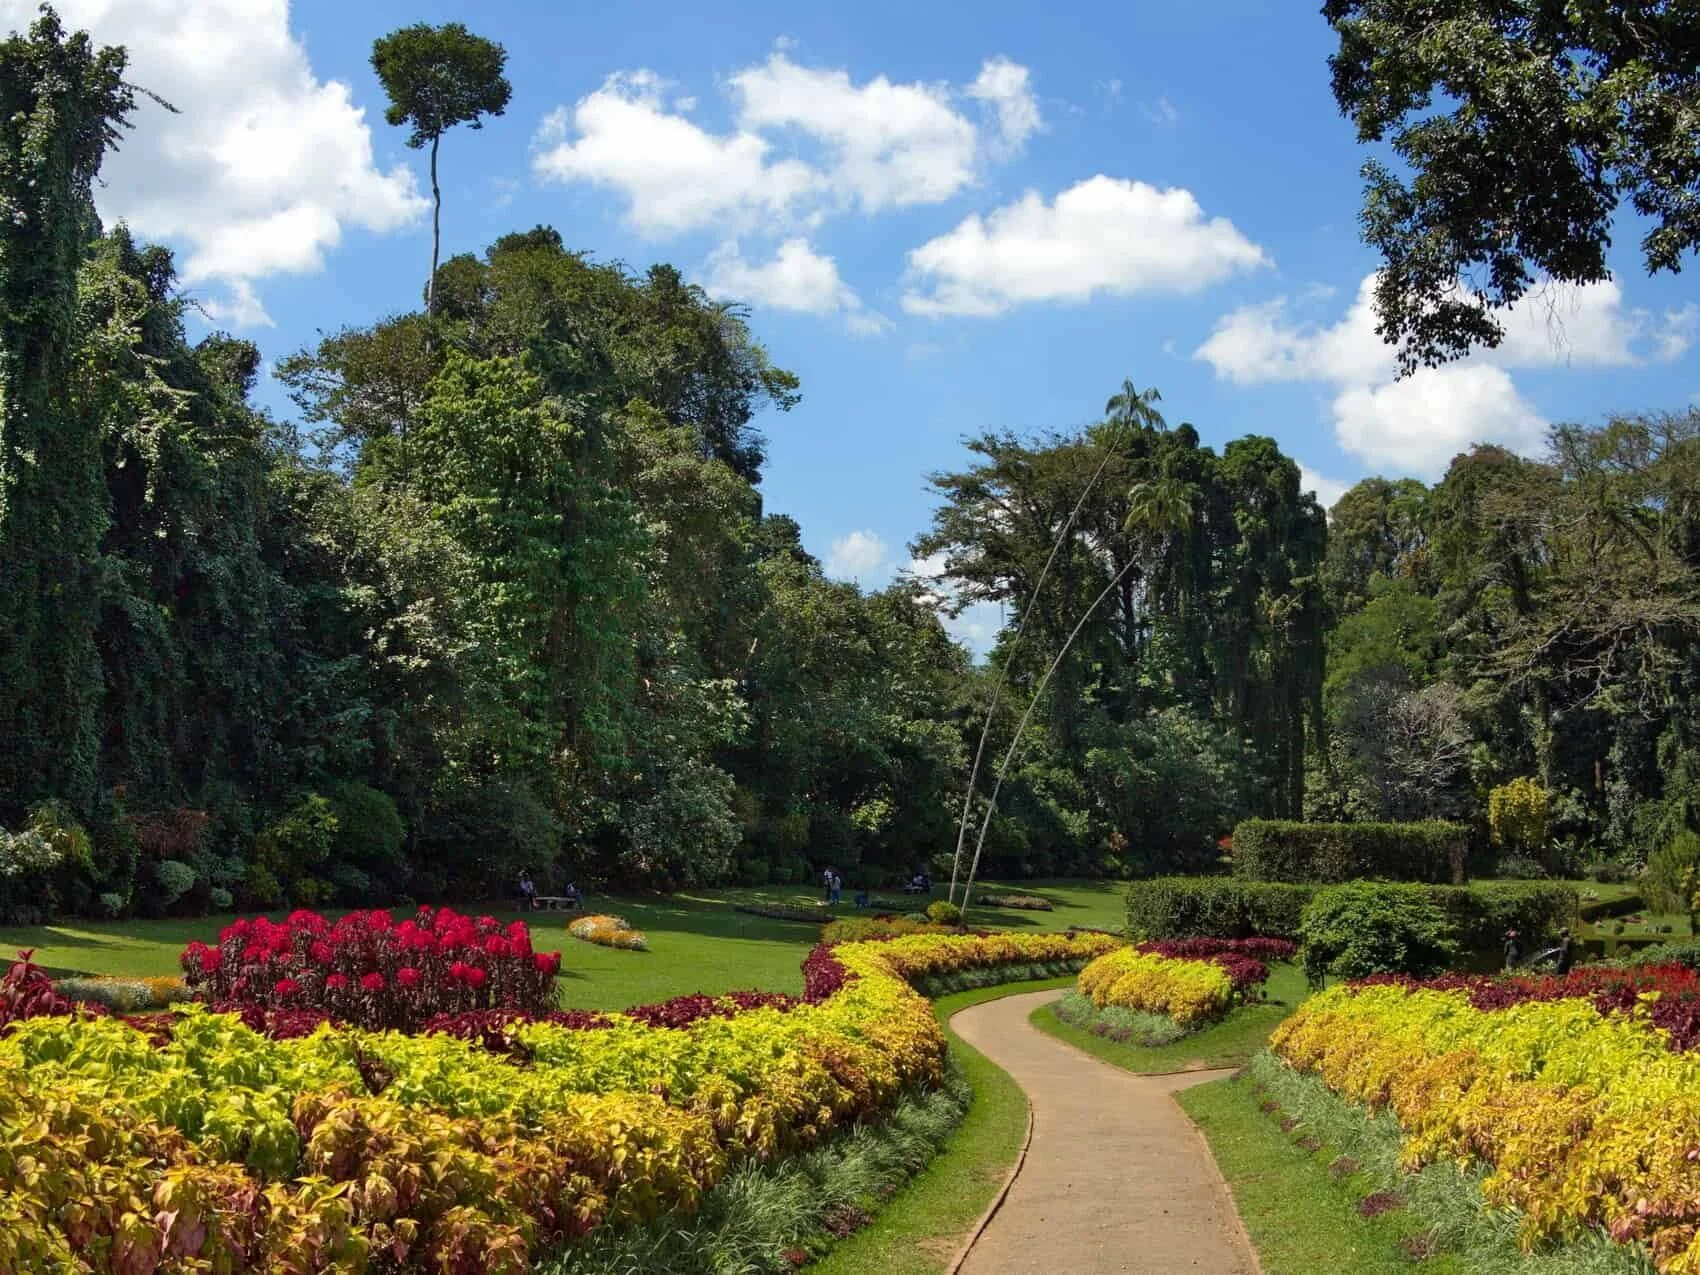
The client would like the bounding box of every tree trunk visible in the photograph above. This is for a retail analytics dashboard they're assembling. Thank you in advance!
[427,132,442,317]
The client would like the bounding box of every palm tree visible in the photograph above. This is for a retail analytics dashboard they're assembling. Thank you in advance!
[1104,379,1166,430]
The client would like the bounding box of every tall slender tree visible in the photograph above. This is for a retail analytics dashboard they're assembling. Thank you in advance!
[371,23,511,318]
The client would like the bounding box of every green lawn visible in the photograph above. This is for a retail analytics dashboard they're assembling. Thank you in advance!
[1029,962,1311,1073]
[812,977,1072,1275]
[1179,1077,1459,1274]
[0,878,1130,1011]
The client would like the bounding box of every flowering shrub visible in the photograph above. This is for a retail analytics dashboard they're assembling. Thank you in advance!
[55,974,187,1012]
[0,928,1107,1269]
[972,892,1053,911]
[1271,974,1700,1271]
[180,907,563,1031]
[569,913,649,950]
[821,915,952,943]
[1077,946,1238,1026]
[0,949,81,1029]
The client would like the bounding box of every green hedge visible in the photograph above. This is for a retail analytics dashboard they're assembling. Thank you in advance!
[1231,819,1469,884]
[1126,878,1316,940]
[1127,876,1578,949]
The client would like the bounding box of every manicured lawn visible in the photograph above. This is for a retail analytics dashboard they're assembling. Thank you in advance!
[1178,1077,1460,1274]
[812,976,1074,1275]
[0,878,1128,1010]
[1030,962,1311,1073]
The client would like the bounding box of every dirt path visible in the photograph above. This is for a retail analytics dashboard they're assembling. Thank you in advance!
[948,989,1258,1275]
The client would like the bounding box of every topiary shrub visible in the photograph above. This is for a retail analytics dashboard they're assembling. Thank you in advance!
[1126,877,1315,940]
[1231,819,1468,884]
[151,859,197,908]
[926,900,963,927]
[1299,882,1458,982]
[327,782,405,867]
[1642,830,1700,914]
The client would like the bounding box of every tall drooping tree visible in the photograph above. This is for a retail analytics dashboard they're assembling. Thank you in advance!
[370,22,511,317]
[0,11,133,818]
[1323,1,1700,371]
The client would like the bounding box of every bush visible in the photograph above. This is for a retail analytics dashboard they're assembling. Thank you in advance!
[1641,830,1700,914]
[1231,819,1468,884]
[1488,777,1550,860]
[1493,854,1548,879]
[972,892,1053,911]
[0,829,62,925]
[1430,881,1577,950]
[98,891,127,918]
[327,782,405,866]
[1126,877,1315,940]
[925,900,962,927]
[1299,882,1458,981]
[152,859,197,908]
[821,917,949,943]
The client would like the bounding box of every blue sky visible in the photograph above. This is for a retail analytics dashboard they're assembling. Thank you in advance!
[12,1,1697,648]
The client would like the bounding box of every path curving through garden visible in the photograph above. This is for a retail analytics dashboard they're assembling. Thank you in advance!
[948,989,1258,1275]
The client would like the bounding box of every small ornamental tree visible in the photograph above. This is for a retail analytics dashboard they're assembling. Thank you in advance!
[1489,778,1551,864]
[370,23,511,317]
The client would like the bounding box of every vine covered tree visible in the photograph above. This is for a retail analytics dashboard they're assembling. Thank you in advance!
[0,10,133,817]
[370,22,511,316]
[1323,0,1700,371]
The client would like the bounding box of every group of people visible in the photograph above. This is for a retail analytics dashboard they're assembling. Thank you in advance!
[517,871,581,911]
[819,866,933,907]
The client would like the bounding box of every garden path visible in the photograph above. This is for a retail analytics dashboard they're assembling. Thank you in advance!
[949,989,1258,1275]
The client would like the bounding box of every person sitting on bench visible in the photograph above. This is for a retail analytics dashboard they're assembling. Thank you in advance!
[518,870,537,911]
[562,881,582,909]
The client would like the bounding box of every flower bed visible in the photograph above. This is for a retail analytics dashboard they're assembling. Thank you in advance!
[568,913,649,951]
[1075,937,1287,1027]
[0,928,1118,1271]
[182,907,562,1031]
[1269,967,1700,1271]
[972,892,1053,911]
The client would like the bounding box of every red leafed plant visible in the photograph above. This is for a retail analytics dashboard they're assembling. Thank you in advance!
[0,949,86,1029]
[180,907,564,1032]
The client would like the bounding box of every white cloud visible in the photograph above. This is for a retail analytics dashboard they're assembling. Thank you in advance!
[1140,96,1178,126]
[1196,273,1693,476]
[826,530,891,583]
[1298,465,1351,511]
[532,70,816,236]
[703,238,890,335]
[901,175,1267,317]
[2,0,427,325]
[1333,367,1546,476]
[904,551,1001,655]
[966,56,1042,154]
[730,52,980,211]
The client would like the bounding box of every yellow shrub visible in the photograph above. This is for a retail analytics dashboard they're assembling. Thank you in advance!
[1076,946,1233,1025]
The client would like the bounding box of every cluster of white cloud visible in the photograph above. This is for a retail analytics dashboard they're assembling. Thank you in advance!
[819,537,999,652]
[825,529,891,582]
[901,176,1267,317]
[534,50,1054,333]
[0,0,426,326]
[1196,274,1697,476]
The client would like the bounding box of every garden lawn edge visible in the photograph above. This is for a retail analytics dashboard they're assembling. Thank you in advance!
[809,976,1073,1275]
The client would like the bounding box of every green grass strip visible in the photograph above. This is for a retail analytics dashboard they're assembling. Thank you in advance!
[810,977,1074,1275]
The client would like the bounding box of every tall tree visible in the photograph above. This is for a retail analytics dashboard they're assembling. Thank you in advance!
[0,11,133,818]
[1324,1,1700,371]
[370,22,511,317]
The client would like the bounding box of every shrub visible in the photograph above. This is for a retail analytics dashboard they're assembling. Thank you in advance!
[1126,877,1315,940]
[1493,854,1548,879]
[97,891,127,918]
[0,950,78,1028]
[1050,991,1189,1048]
[821,917,949,943]
[327,781,405,865]
[1488,776,1550,859]
[569,914,649,951]
[180,906,564,1031]
[1430,881,1577,950]
[152,858,197,907]
[56,975,186,1012]
[1299,882,1458,981]
[0,827,65,925]
[734,901,832,924]
[1077,947,1237,1025]
[925,900,962,927]
[1642,830,1700,914]
[1231,819,1468,884]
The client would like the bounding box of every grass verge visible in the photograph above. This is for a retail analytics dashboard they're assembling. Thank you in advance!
[810,977,1074,1275]
[1029,962,1309,1073]
[1178,1055,1653,1275]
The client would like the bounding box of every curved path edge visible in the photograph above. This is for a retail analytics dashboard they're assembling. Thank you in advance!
[946,989,1260,1275]
[942,1070,1034,1275]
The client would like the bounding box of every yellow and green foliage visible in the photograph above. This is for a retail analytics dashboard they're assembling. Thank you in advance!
[1271,983,1700,1271]
[0,929,1116,1271]
[1076,945,1233,1026]
[568,913,649,950]
[1487,777,1550,856]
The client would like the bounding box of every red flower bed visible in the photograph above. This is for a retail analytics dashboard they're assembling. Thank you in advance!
[0,949,89,1031]
[180,906,564,1031]
[624,989,801,1029]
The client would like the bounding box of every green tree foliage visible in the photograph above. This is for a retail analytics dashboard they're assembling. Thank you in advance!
[0,11,133,817]
[1324,0,1700,370]
[370,23,511,315]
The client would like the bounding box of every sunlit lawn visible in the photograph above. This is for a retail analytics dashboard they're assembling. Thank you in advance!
[0,877,1130,1010]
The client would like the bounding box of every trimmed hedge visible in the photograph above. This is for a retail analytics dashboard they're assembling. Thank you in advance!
[1126,878,1315,941]
[1231,819,1469,884]
[1126,876,1578,951]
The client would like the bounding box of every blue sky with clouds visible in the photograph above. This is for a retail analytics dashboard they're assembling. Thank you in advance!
[13,0,1697,648]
